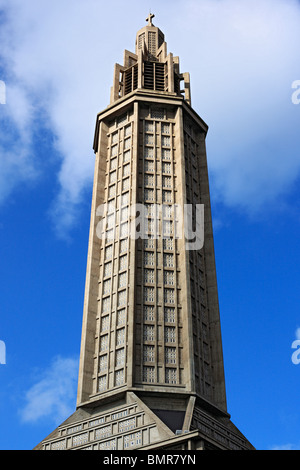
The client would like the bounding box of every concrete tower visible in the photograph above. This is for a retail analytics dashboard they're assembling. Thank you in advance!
[35,15,254,451]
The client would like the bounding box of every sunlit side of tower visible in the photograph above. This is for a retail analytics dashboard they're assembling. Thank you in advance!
[35,15,254,451]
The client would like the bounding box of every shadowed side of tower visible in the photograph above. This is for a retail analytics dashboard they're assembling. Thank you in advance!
[35,14,254,451]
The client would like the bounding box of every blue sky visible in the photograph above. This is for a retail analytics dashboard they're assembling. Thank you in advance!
[0,0,300,450]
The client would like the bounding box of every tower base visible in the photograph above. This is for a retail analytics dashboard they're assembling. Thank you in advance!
[34,391,254,450]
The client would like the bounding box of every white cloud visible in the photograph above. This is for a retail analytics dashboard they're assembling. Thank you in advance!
[19,356,78,425]
[0,0,300,235]
[0,0,113,235]
[270,443,300,450]
[170,0,300,213]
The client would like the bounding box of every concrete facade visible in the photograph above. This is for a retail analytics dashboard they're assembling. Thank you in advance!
[35,14,254,451]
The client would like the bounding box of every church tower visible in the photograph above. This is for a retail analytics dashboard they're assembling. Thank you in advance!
[35,15,254,451]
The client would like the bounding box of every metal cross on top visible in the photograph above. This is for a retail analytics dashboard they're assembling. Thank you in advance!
[146,12,155,26]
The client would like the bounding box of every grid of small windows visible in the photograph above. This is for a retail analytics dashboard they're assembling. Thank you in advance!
[144,173,154,186]
[143,345,155,362]
[111,131,118,144]
[89,417,105,428]
[100,334,109,351]
[163,253,174,267]
[67,425,82,435]
[150,108,165,120]
[144,286,155,303]
[124,136,131,150]
[144,159,154,172]
[165,326,176,343]
[143,325,155,342]
[143,251,154,266]
[124,431,142,449]
[109,169,117,184]
[123,163,130,177]
[163,238,174,250]
[72,433,89,447]
[102,297,110,313]
[95,425,112,440]
[116,348,125,367]
[119,254,128,270]
[144,268,155,284]
[119,238,128,254]
[117,308,126,326]
[162,148,171,160]
[162,204,173,219]
[164,270,174,285]
[105,244,113,260]
[51,440,66,450]
[139,117,181,385]
[123,150,130,163]
[121,191,130,206]
[164,307,176,323]
[121,206,129,223]
[144,188,155,201]
[98,375,107,392]
[118,290,127,307]
[122,177,130,191]
[116,328,125,345]
[103,279,111,295]
[95,120,133,397]
[100,439,116,450]
[115,369,125,386]
[165,367,177,384]
[117,113,128,127]
[161,123,170,134]
[120,221,128,239]
[111,145,118,157]
[118,272,127,288]
[111,409,129,420]
[110,157,117,170]
[124,124,131,137]
[99,354,108,372]
[162,135,170,147]
[144,238,155,249]
[143,305,154,321]
[162,162,171,174]
[104,262,112,278]
[101,315,109,332]
[165,347,176,364]
[163,219,173,237]
[145,121,154,132]
[119,418,136,433]
[184,123,213,398]
[144,146,154,158]
[164,288,175,304]
[145,133,154,145]
[108,184,116,198]
[143,366,155,382]
[162,190,172,203]
[162,175,172,188]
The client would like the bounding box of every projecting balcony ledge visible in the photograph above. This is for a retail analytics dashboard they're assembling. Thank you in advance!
[98,88,183,120]
[93,90,208,154]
